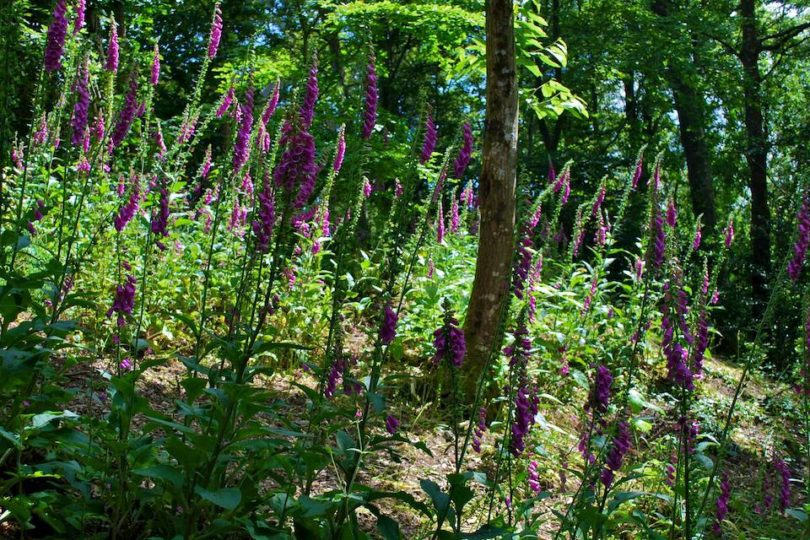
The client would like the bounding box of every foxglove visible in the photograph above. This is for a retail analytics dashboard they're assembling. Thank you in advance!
[787,195,810,282]
[361,55,378,139]
[44,0,68,72]
[420,115,437,164]
[453,123,473,178]
[208,3,223,59]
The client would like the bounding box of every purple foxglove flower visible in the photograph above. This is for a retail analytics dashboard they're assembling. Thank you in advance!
[200,145,212,179]
[110,75,139,150]
[773,458,791,512]
[427,257,435,278]
[114,178,141,232]
[436,200,445,243]
[510,386,537,456]
[561,171,571,205]
[93,111,105,142]
[548,162,556,185]
[363,179,372,199]
[105,20,119,73]
[787,195,810,282]
[693,222,702,251]
[74,0,86,34]
[120,357,133,371]
[33,114,48,146]
[274,122,318,209]
[155,125,167,159]
[420,115,437,164]
[263,80,280,125]
[233,88,254,173]
[631,152,643,189]
[432,313,466,368]
[107,274,136,327]
[333,128,346,173]
[600,421,632,488]
[385,414,400,435]
[151,43,160,86]
[151,187,170,249]
[300,61,319,129]
[503,324,531,367]
[453,123,473,178]
[666,342,693,390]
[208,3,223,59]
[361,55,378,140]
[513,235,533,299]
[650,161,661,192]
[252,174,275,253]
[692,309,709,376]
[590,365,613,413]
[380,303,398,345]
[450,194,460,233]
[395,179,404,198]
[711,473,731,536]
[666,198,677,228]
[581,273,598,314]
[216,87,235,118]
[241,172,253,195]
[592,185,606,218]
[529,203,542,229]
[528,460,541,493]
[324,358,345,398]
[724,219,734,248]
[44,0,68,72]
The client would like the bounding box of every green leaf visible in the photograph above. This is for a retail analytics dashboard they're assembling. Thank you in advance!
[194,486,241,510]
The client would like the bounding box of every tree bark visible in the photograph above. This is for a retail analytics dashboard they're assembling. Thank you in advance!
[670,76,717,235]
[463,0,518,393]
[740,0,771,312]
[652,0,717,235]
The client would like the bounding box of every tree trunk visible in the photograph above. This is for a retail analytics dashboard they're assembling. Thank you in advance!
[670,76,717,235]
[463,0,518,394]
[652,0,717,235]
[740,0,771,313]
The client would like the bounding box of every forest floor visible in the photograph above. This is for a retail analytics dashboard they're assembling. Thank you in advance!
[61,352,805,539]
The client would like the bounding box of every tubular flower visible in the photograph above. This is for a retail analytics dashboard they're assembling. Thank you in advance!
[773,458,791,512]
[74,0,86,34]
[33,114,48,146]
[324,358,345,399]
[693,222,702,251]
[361,55,378,139]
[631,152,643,189]
[380,303,398,345]
[200,146,212,179]
[420,115,437,164]
[151,187,170,250]
[450,193,460,233]
[787,195,810,282]
[504,324,531,368]
[114,179,141,232]
[107,274,136,327]
[44,0,68,72]
[600,421,632,488]
[151,43,160,86]
[395,179,404,198]
[252,175,275,253]
[110,75,139,150]
[582,273,598,314]
[432,312,466,368]
[529,203,542,229]
[385,415,400,435]
[105,20,119,72]
[592,185,607,218]
[216,87,235,118]
[300,61,319,129]
[263,80,280,125]
[510,386,537,456]
[208,3,223,59]
[513,235,533,299]
[724,219,734,249]
[155,124,167,159]
[453,123,473,178]
[666,198,678,228]
[363,179,373,198]
[528,460,541,493]
[590,365,613,413]
[274,122,317,209]
[692,309,709,376]
[472,407,487,453]
[436,200,445,243]
[711,473,731,536]
[233,88,254,173]
[333,127,346,173]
